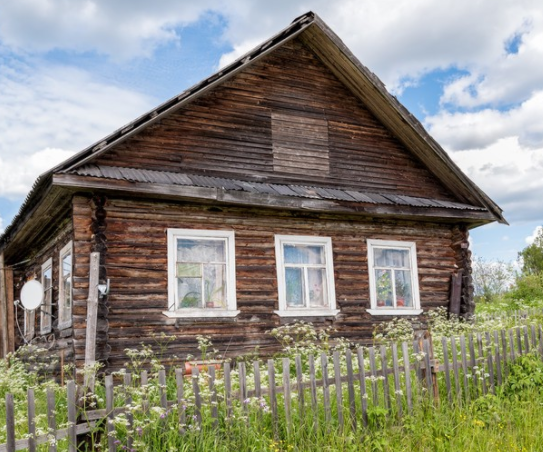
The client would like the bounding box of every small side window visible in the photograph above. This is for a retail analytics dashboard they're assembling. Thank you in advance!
[58,242,73,329]
[40,258,53,334]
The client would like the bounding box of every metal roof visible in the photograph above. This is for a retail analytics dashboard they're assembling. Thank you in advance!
[73,164,487,212]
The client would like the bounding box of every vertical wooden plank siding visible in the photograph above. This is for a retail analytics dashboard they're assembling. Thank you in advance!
[208,366,219,428]
[459,336,470,403]
[468,335,479,397]
[4,265,15,355]
[308,354,319,430]
[123,373,134,449]
[476,333,487,395]
[267,359,278,434]
[369,347,379,406]
[295,355,305,416]
[485,332,495,394]
[282,358,292,432]
[380,345,391,409]
[192,367,202,424]
[494,330,503,387]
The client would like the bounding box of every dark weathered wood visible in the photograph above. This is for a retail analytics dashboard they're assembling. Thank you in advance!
[516,327,523,356]
[509,329,516,361]
[239,362,248,413]
[449,270,463,316]
[0,253,8,358]
[140,371,149,414]
[47,388,57,452]
[523,326,530,353]
[158,370,167,409]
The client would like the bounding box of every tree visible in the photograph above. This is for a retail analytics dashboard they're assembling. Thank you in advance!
[471,256,515,303]
[518,227,543,275]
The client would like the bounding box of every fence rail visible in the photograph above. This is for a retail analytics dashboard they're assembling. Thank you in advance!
[2,323,543,452]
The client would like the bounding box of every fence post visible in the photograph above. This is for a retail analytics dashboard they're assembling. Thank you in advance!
[6,393,15,452]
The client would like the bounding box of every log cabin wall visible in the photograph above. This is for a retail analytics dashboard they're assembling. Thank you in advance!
[72,194,462,372]
[12,224,75,378]
[94,38,456,202]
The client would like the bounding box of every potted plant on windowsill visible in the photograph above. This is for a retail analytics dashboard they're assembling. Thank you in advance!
[184,334,224,376]
[396,281,409,307]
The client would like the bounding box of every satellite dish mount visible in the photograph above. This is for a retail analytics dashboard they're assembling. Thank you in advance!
[20,280,44,310]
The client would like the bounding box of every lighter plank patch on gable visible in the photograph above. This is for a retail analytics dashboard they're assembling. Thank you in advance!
[272,112,329,176]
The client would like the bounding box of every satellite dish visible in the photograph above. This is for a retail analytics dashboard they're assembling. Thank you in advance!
[20,280,44,310]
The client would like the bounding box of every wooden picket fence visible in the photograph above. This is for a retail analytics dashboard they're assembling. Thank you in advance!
[2,323,543,452]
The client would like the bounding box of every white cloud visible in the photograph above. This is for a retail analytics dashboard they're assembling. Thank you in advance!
[0,59,155,198]
[425,90,543,150]
[449,137,543,223]
[525,226,543,245]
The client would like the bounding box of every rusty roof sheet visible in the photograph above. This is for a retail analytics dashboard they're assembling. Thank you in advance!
[72,164,487,212]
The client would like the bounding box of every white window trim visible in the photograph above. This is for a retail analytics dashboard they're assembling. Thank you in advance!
[40,257,53,334]
[274,235,339,318]
[24,307,35,340]
[165,229,239,318]
[58,241,73,330]
[367,239,422,316]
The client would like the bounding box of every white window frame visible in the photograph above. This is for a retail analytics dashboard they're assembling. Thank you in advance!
[165,229,239,318]
[274,235,339,317]
[367,239,422,316]
[58,241,73,329]
[40,258,53,334]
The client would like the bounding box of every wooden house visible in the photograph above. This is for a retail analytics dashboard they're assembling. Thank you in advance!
[0,12,505,372]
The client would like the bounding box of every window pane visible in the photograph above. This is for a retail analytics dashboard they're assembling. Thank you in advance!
[177,263,202,278]
[285,267,304,307]
[62,254,72,276]
[203,264,226,308]
[284,244,325,265]
[307,268,328,307]
[43,268,52,290]
[375,269,393,307]
[177,278,202,309]
[374,248,410,268]
[395,270,413,307]
[177,239,225,263]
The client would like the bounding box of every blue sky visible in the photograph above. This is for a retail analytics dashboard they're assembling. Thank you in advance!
[1,0,542,263]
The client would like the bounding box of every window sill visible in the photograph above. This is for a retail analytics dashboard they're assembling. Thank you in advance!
[367,308,423,316]
[162,310,240,319]
[274,309,340,318]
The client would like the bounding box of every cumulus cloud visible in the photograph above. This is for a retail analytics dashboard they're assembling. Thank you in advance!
[0,58,155,197]
[526,226,543,245]
[450,137,543,223]
[425,90,543,150]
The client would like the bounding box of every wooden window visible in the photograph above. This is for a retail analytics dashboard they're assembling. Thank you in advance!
[275,235,338,317]
[367,239,422,315]
[58,242,73,329]
[272,112,329,176]
[40,258,53,334]
[165,229,239,318]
